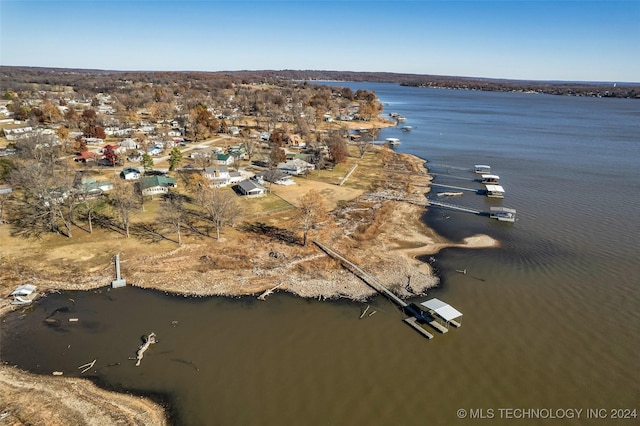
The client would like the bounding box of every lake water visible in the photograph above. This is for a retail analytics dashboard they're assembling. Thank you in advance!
[2,83,639,425]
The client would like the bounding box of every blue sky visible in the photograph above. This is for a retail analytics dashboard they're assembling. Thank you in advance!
[1,1,638,82]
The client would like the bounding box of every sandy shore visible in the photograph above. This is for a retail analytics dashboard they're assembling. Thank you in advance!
[0,147,497,425]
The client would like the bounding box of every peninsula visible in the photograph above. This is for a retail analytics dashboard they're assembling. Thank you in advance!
[0,68,497,424]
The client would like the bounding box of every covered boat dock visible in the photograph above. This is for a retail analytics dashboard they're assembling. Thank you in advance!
[420,298,463,329]
[480,174,500,184]
[484,184,505,198]
[490,206,517,222]
[474,164,491,174]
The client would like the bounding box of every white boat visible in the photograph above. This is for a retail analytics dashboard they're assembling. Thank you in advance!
[385,137,401,146]
[490,206,516,222]
[10,284,37,305]
[401,126,412,131]
[396,116,406,122]
[437,191,463,197]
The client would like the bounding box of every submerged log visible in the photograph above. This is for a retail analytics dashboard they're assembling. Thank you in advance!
[359,305,370,319]
[78,359,96,374]
[257,283,284,300]
[135,332,157,367]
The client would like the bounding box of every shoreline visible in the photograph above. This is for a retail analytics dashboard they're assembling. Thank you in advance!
[0,147,498,425]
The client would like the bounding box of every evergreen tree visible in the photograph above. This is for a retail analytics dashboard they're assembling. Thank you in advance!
[141,153,154,172]
[168,147,183,171]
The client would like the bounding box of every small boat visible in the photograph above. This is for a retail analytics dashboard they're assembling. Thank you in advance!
[396,116,406,122]
[385,137,401,146]
[10,284,37,305]
[437,192,463,197]
[401,126,412,132]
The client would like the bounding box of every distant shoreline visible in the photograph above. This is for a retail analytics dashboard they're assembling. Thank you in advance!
[2,66,638,99]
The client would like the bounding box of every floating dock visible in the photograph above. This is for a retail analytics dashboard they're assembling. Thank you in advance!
[403,317,434,339]
[490,206,517,222]
[420,298,463,329]
[484,184,505,198]
[474,164,491,174]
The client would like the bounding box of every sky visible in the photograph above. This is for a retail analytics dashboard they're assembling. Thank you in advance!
[1,0,638,83]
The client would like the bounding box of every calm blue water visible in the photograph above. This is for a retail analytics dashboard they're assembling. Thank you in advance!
[2,83,639,425]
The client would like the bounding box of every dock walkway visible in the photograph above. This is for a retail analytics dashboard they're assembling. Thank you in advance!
[430,183,478,192]
[313,241,407,308]
[427,200,481,214]
[313,241,449,338]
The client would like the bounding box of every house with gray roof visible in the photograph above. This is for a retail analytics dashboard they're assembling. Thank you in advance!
[236,179,265,197]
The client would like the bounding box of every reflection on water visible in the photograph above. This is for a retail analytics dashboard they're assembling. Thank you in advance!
[3,85,640,425]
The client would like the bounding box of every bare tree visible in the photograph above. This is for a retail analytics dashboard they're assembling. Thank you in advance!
[7,162,75,238]
[241,135,258,164]
[199,186,242,240]
[356,127,377,158]
[77,194,105,234]
[298,189,327,246]
[158,193,186,245]
[109,180,138,238]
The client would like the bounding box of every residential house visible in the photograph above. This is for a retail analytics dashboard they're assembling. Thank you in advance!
[252,169,293,185]
[78,177,113,196]
[277,158,315,176]
[74,151,98,163]
[148,146,163,156]
[236,179,266,197]
[119,138,139,150]
[121,167,141,180]
[139,175,177,197]
[215,154,234,166]
[285,152,314,162]
[204,166,231,187]
[228,171,243,185]
[103,144,126,155]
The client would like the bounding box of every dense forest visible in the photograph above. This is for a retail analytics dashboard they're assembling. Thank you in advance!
[1,67,637,99]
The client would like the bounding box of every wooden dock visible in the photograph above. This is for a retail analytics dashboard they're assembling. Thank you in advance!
[314,241,449,339]
[427,200,481,215]
[404,317,434,339]
[430,183,478,192]
[313,241,407,308]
